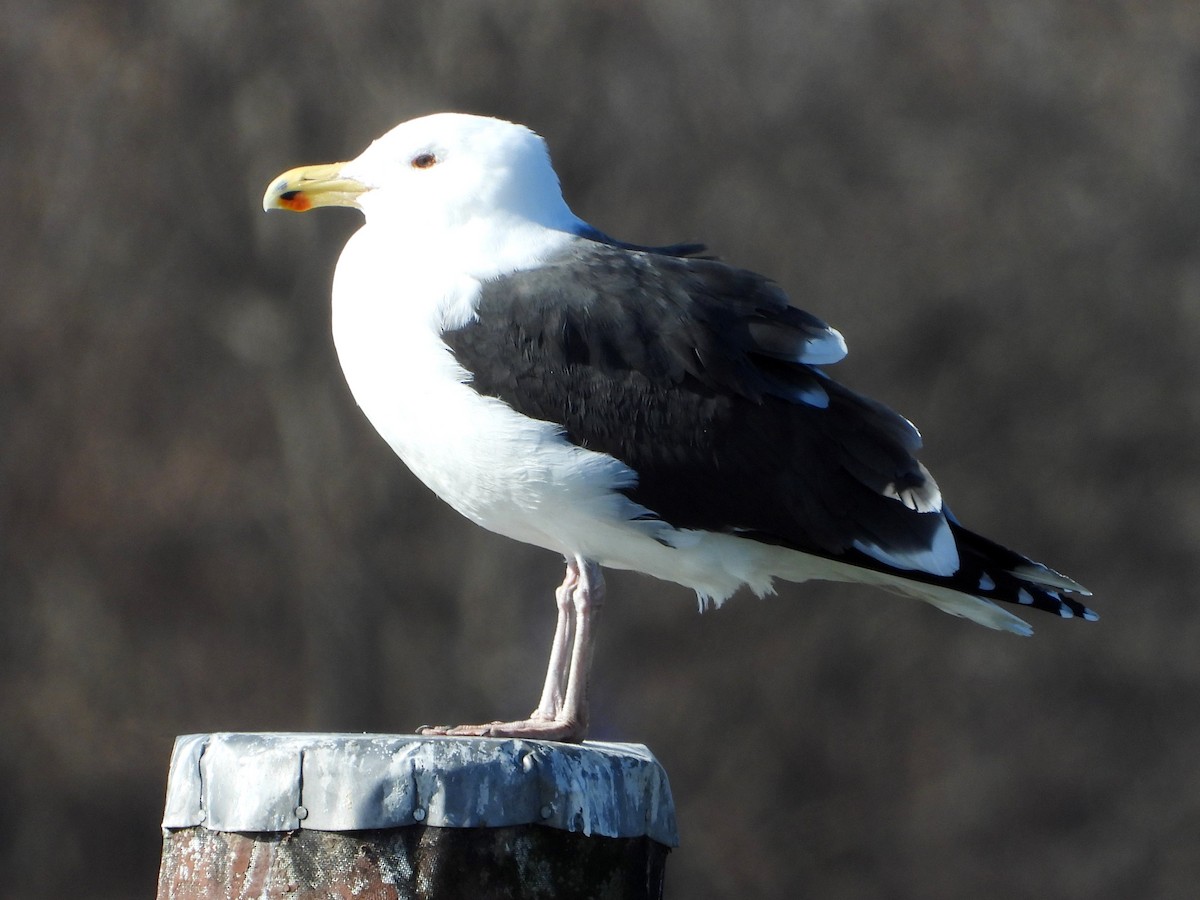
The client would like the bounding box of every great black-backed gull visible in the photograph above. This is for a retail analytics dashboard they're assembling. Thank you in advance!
[263,112,1094,742]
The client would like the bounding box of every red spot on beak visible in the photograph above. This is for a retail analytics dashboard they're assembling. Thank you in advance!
[278,191,311,212]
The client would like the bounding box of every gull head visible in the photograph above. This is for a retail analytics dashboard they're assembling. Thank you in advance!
[263,113,574,231]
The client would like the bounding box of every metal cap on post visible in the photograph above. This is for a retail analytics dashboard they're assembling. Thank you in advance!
[156,733,678,899]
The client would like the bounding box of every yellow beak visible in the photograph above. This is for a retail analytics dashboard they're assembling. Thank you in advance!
[262,162,367,212]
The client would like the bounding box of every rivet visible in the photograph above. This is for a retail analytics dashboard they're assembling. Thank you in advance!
[197,809,206,822]
[413,807,426,822]
[295,806,308,820]
[540,805,553,819]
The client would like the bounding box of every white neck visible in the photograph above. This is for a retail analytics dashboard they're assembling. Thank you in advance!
[354,206,582,282]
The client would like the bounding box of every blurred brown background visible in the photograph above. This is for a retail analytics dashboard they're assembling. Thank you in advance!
[4,2,1198,897]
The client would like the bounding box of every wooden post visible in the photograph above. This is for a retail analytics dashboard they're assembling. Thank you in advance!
[156,733,677,899]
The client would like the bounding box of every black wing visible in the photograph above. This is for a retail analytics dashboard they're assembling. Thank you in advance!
[443,239,1093,618]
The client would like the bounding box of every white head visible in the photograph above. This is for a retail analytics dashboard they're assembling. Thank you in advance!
[263,113,576,233]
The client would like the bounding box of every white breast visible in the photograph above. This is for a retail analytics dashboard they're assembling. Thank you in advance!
[329,224,662,559]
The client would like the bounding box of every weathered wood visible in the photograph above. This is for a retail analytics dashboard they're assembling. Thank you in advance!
[156,733,676,899]
[157,824,669,899]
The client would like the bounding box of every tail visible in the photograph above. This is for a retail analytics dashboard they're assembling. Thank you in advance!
[867,519,1095,635]
[950,522,1095,616]
[772,517,1096,636]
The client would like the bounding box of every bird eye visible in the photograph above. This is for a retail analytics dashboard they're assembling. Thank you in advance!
[411,152,438,169]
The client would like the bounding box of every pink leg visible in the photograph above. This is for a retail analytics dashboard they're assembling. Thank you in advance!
[531,559,579,721]
[418,556,604,743]
[559,559,604,734]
